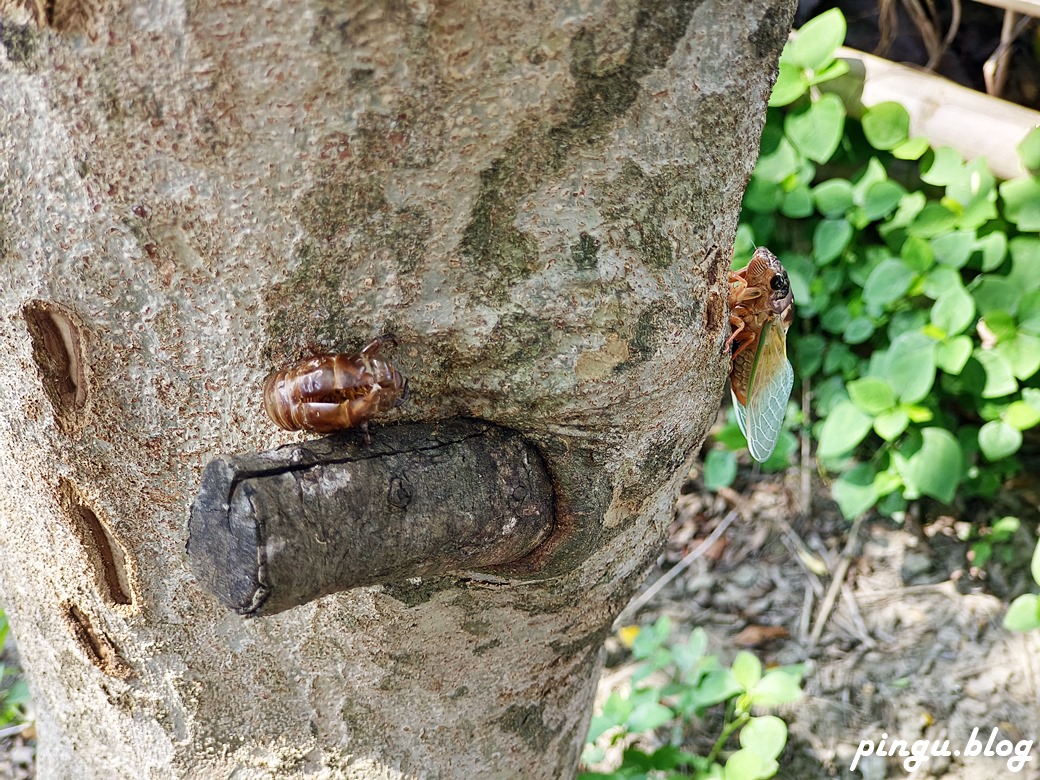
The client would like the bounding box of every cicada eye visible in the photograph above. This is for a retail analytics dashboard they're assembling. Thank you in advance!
[770,274,789,296]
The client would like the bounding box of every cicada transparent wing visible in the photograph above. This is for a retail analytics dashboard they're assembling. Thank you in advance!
[731,317,793,462]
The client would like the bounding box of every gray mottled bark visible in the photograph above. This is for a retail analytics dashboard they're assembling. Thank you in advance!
[0,0,794,777]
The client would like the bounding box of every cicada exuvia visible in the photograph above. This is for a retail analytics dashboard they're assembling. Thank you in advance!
[263,334,408,433]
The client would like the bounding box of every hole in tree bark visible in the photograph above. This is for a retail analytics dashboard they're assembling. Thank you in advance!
[58,479,134,607]
[23,301,88,429]
[61,602,131,678]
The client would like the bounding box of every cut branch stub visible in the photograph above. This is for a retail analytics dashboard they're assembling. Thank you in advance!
[186,419,555,617]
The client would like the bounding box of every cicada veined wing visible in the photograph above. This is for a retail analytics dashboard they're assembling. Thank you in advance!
[731,317,793,463]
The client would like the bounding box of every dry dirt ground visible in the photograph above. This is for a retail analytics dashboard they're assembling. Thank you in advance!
[596,464,1040,780]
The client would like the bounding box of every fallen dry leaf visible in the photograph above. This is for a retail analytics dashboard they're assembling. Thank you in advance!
[732,624,789,647]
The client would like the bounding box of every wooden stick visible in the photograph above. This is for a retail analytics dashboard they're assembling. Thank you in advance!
[809,514,864,646]
[187,420,555,616]
[823,46,1040,179]
[972,0,1040,17]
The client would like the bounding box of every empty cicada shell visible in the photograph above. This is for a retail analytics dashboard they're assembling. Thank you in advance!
[263,335,408,433]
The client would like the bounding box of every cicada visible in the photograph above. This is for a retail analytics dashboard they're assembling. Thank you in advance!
[263,335,408,433]
[726,247,795,462]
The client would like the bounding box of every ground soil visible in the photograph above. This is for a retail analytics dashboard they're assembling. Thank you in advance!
[593,459,1040,779]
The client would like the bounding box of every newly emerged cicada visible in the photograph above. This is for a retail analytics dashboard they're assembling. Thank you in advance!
[726,247,795,462]
[263,334,408,433]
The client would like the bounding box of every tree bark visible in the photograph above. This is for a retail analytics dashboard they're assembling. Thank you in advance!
[0,0,794,777]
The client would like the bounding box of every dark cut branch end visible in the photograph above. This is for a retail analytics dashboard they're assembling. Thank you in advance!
[186,419,555,617]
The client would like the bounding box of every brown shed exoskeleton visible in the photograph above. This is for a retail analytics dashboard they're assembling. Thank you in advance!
[263,335,408,433]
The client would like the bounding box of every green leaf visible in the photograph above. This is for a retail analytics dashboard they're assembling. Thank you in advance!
[844,317,874,344]
[821,305,850,334]
[972,276,1022,316]
[786,8,847,71]
[976,232,1007,271]
[862,102,910,150]
[731,651,762,690]
[744,176,784,213]
[909,203,959,237]
[982,311,1017,342]
[832,462,879,518]
[724,749,778,780]
[1018,127,1040,174]
[813,179,854,216]
[996,334,1040,380]
[769,62,811,107]
[1033,539,1040,586]
[672,629,707,673]
[931,232,973,269]
[902,428,963,503]
[1023,294,1040,336]
[923,266,964,299]
[937,336,973,375]
[921,146,965,186]
[930,288,974,336]
[1005,400,1040,431]
[874,408,909,441]
[587,692,631,741]
[813,219,853,264]
[881,331,937,403]
[1003,594,1040,632]
[861,180,905,221]
[1008,236,1040,285]
[781,184,814,218]
[740,716,788,761]
[808,57,850,86]
[873,467,903,498]
[863,258,914,307]
[625,701,674,734]
[754,133,801,184]
[892,136,929,160]
[1000,177,1040,230]
[900,235,934,272]
[690,670,743,709]
[749,668,803,706]
[847,377,896,414]
[904,404,933,423]
[949,161,998,229]
[991,515,1020,540]
[885,191,926,230]
[817,401,873,458]
[975,350,1018,398]
[704,448,738,491]
[978,420,1022,461]
[795,333,826,377]
[784,94,845,164]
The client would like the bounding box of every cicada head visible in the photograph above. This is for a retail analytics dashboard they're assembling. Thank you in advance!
[765,255,794,329]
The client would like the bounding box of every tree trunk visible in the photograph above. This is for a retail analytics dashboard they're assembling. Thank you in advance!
[0,0,794,777]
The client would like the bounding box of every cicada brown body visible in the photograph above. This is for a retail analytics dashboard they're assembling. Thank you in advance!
[726,247,795,462]
[263,335,408,433]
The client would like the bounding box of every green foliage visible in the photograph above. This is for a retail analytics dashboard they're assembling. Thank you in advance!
[1004,539,1040,632]
[0,609,30,728]
[966,515,1020,569]
[713,8,1040,518]
[581,617,803,780]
